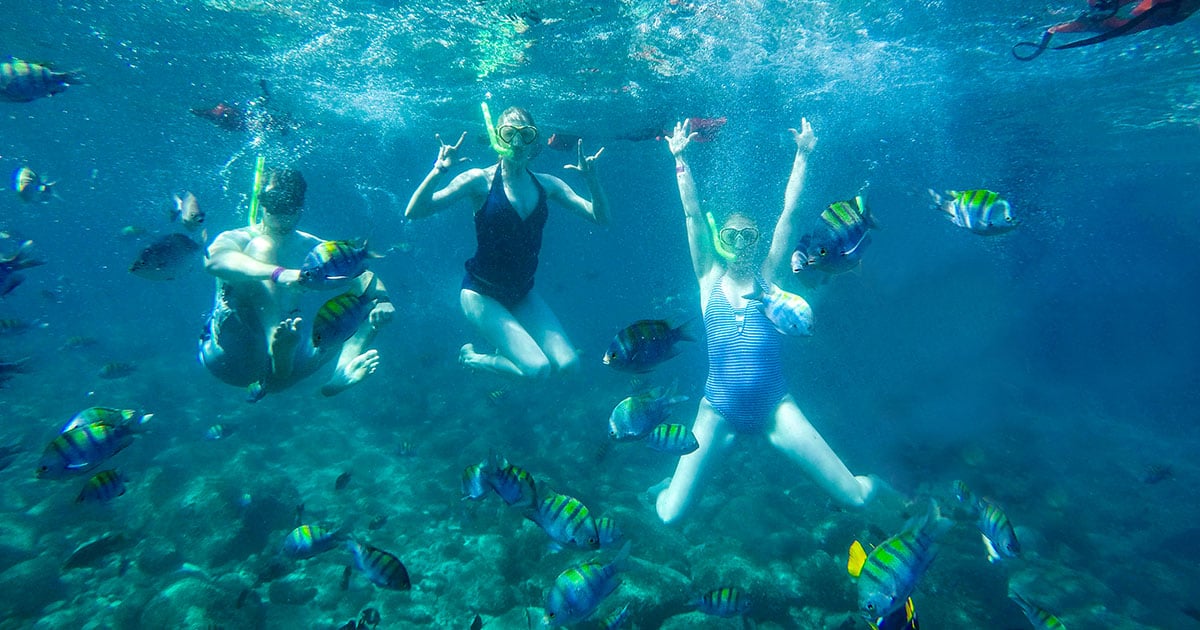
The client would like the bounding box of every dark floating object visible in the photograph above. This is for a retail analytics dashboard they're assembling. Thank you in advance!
[1142,463,1173,485]
[471,613,483,630]
[359,607,381,628]
[340,565,353,591]
[335,471,352,490]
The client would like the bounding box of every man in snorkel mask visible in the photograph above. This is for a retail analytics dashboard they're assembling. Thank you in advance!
[405,105,610,379]
[652,117,878,525]
[201,167,395,401]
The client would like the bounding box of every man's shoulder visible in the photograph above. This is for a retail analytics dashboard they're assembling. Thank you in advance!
[211,226,256,247]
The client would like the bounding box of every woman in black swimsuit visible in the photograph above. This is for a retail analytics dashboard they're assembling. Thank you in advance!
[405,106,610,378]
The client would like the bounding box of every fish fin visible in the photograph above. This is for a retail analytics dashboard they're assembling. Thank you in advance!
[981,534,1000,563]
[673,317,697,342]
[847,540,867,577]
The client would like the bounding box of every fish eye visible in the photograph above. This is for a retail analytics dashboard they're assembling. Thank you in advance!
[819,247,827,256]
[866,603,875,611]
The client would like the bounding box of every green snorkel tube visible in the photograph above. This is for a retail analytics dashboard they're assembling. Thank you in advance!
[706,211,737,261]
[247,155,267,228]
[481,101,515,161]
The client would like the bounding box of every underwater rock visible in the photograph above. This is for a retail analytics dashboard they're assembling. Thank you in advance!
[0,517,38,568]
[268,574,317,605]
[0,555,64,617]
[135,539,183,576]
[139,577,265,629]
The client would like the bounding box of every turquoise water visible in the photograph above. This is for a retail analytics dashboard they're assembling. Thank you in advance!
[2,1,1199,628]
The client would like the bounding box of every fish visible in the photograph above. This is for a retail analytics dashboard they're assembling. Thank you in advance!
[0,318,41,335]
[75,469,127,503]
[462,460,491,500]
[694,587,750,618]
[1,239,46,298]
[62,533,129,571]
[367,514,388,530]
[13,167,55,203]
[129,233,202,280]
[599,603,630,630]
[312,290,372,349]
[347,539,411,590]
[281,524,343,559]
[1008,588,1067,629]
[36,420,147,479]
[608,386,688,442]
[527,491,601,550]
[872,597,919,630]
[929,189,1017,236]
[595,517,623,549]
[170,191,206,232]
[0,357,29,387]
[603,319,693,372]
[792,195,878,277]
[646,423,699,455]
[0,59,76,102]
[952,480,1020,563]
[488,463,539,509]
[487,389,509,404]
[299,240,378,289]
[98,361,137,379]
[542,541,631,627]
[60,407,152,434]
[470,613,483,630]
[743,282,814,336]
[546,133,582,151]
[335,471,352,490]
[359,607,382,627]
[847,500,953,626]
[60,335,99,350]
[204,424,235,440]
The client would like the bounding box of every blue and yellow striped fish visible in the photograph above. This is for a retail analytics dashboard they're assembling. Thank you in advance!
[929,189,1017,236]
[488,463,539,509]
[744,282,814,336]
[282,524,342,559]
[1,59,76,103]
[60,407,152,434]
[462,460,490,500]
[348,539,411,590]
[312,290,372,348]
[608,386,687,442]
[599,602,631,630]
[1009,588,1067,629]
[646,423,699,455]
[792,196,878,276]
[603,319,693,373]
[542,541,631,627]
[75,469,127,503]
[37,421,145,480]
[299,240,378,289]
[14,167,55,203]
[694,586,751,618]
[596,517,623,549]
[847,500,953,626]
[527,491,600,550]
[952,480,1021,563]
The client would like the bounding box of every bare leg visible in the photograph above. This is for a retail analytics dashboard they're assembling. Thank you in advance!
[269,317,302,381]
[459,289,551,378]
[322,312,383,396]
[656,398,736,524]
[767,395,875,508]
[511,290,579,372]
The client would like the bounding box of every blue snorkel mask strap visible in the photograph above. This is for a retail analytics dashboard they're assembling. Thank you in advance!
[481,101,514,161]
[706,211,736,261]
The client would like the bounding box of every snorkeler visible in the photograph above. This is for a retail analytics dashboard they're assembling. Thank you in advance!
[653,118,876,524]
[191,79,295,134]
[200,167,394,400]
[404,104,610,379]
[1013,0,1198,60]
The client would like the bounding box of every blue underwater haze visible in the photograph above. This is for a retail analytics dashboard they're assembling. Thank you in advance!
[1,0,1199,628]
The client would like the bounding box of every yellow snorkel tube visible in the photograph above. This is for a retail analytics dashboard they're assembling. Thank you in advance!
[706,211,737,261]
[481,101,514,160]
[247,155,266,227]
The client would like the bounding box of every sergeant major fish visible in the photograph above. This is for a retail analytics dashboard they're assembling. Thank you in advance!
[347,539,411,590]
[1009,588,1067,630]
[300,240,379,289]
[14,167,55,203]
[847,499,953,626]
[37,419,149,479]
[646,423,699,455]
[0,58,77,102]
[60,407,152,434]
[743,282,814,336]
[792,195,878,278]
[0,239,46,297]
[527,491,601,550]
[282,524,344,559]
[312,290,373,348]
[929,189,1017,236]
[542,541,631,627]
[953,480,1020,563]
[75,469,127,503]
[608,386,688,442]
[694,586,750,618]
[603,319,693,373]
[129,233,203,280]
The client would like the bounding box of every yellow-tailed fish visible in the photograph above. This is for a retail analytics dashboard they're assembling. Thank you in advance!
[929,189,1017,236]
[847,500,952,626]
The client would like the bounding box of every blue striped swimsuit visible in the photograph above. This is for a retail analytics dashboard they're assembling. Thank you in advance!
[704,275,787,433]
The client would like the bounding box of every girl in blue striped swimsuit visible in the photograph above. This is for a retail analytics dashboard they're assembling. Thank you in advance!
[655,118,876,524]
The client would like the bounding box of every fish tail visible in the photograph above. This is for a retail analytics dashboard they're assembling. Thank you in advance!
[858,196,880,230]
[673,318,697,342]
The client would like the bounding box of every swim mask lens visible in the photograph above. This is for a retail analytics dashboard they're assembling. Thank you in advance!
[497,124,539,145]
[719,227,759,247]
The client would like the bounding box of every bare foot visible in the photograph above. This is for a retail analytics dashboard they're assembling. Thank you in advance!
[459,343,485,370]
[322,349,380,397]
[269,317,302,379]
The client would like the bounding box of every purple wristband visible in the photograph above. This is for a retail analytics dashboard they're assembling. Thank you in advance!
[270,266,286,283]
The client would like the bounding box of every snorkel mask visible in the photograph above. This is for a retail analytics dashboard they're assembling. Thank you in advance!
[706,212,737,261]
[481,102,515,160]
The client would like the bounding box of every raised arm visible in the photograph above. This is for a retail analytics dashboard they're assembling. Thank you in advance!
[763,118,817,286]
[667,120,718,281]
[404,132,481,220]
[550,139,610,225]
